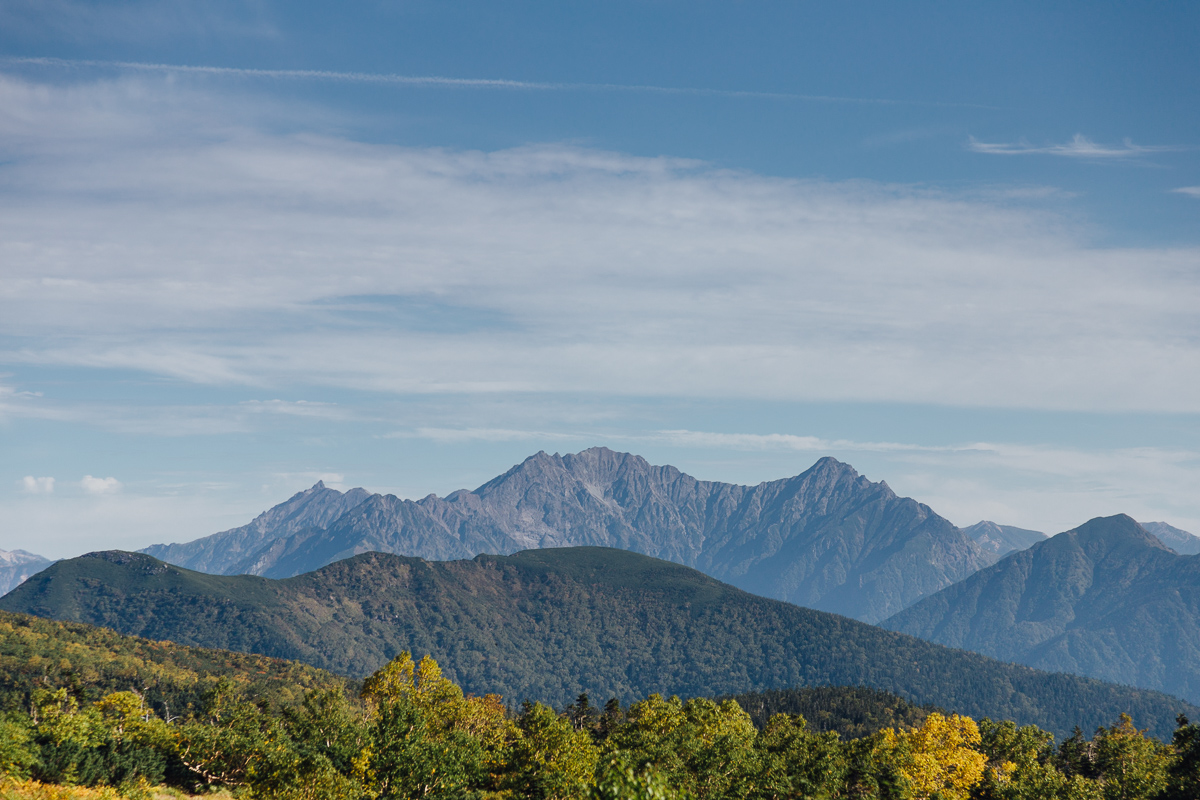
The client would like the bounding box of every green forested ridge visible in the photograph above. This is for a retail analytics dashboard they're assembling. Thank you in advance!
[0,609,347,716]
[3,547,1196,740]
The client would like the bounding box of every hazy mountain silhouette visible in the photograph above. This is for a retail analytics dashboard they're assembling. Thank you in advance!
[0,549,52,596]
[1140,520,1200,555]
[960,521,1046,559]
[885,515,1200,704]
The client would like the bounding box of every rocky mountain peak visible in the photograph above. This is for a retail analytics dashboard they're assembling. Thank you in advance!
[0,549,48,567]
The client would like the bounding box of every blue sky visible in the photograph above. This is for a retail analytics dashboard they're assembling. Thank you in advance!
[2,1,1199,558]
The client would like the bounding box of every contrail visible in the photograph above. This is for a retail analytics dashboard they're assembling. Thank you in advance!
[5,56,997,109]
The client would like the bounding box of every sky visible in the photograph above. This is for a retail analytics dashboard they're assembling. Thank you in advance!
[2,1,1199,559]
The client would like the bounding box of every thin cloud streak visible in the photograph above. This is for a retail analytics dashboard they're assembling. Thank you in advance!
[5,56,996,108]
[967,134,1177,158]
[1174,186,1200,198]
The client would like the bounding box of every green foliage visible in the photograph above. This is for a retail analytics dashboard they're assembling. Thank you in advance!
[504,702,598,800]
[27,687,171,790]
[365,694,483,800]
[1160,714,1200,800]
[728,686,939,739]
[588,754,679,800]
[605,695,758,799]
[1087,714,1171,800]
[0,646,1194,800]
[753,713,846,799]
[975,718,1069,800]
[0,714,37,780]
[0,610,346,718]
[174,678,298,791]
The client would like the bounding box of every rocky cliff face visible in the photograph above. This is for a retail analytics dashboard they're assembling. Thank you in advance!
[885,514,1200,704]
[142,449,990,623]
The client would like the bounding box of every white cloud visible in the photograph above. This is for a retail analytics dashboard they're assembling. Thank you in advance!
[0,73,1198,415]
[20,476,54,494]
[1173,187,1200,198]
[81,475,122,494]
[239,399,350,419]
[6,56,983,107]
[393,427,580,443]
[966,134,1175,158]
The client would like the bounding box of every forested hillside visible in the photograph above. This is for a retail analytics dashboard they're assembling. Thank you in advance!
[4,546,1195,740]
[885,515,1200,705]
[0,609,346,715]
[726,686,939,739]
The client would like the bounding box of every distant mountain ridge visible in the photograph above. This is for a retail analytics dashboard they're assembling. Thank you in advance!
[142,482,373,574]
[142,448,994,623]
[0,548,52,596]
[1140,520,1200,555]
[3,545,1195,740]
[960,521,1046,558]
[884,514,1200,705]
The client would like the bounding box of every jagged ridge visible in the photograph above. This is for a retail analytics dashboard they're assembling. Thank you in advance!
[142,449,993,623]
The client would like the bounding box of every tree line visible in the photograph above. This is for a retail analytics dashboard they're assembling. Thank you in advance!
[2,651,1199,800]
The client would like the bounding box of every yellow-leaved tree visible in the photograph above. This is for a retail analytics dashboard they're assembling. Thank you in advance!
[876,712,987,800]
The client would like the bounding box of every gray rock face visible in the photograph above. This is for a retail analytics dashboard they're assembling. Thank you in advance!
[960,521,1047,559]
[141,481,372,573]
[143,448,990,623]
[884,515,1200,704]
[1140,521,1200,555]
[0,549,52,596]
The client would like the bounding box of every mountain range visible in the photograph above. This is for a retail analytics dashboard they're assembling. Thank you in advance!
[885,514,1200,705]
[2,545,1194,740]
[145,448,999,623]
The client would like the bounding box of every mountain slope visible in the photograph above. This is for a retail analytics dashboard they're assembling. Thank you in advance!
[3,546,1194,739]
[145,449,993,622]
[0,609,346,714]
[1141,520,1200,555]
[961,521,1046,558]
[142,481,372,573]
[0,548,52,596]
[884,514,1200,705]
